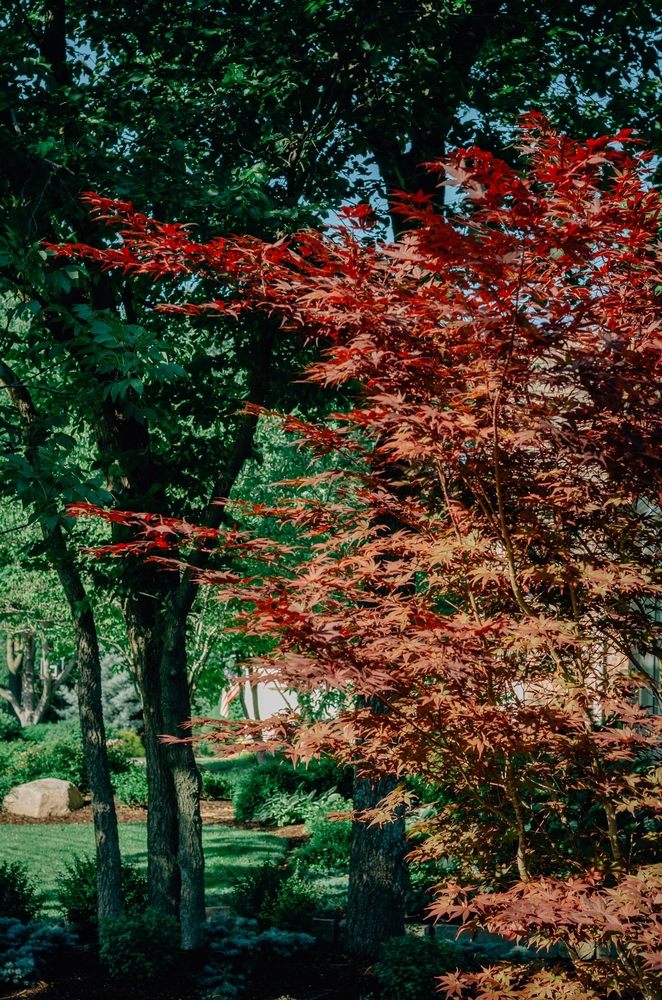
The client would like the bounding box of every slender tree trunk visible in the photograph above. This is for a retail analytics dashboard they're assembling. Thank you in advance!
[161,615,205,949]
[345,771,409,959]
[123,596,180,918]
[21,636,36,719]
[0,362,123,921]
[45,525,123,920]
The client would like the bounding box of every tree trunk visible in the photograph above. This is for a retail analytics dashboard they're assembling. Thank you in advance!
[150,315,275,948]
[345,771,409,959]
[160,615,205,949]
[45,524,124,920]
[20,635,36,720]
[0,362,123,921]
[123,596,180,918]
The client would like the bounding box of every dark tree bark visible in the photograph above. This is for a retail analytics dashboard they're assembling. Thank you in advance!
[159,621,205,948]
[123,595,180,918]
[154,317,275,949]
[345,772,409,959]
[47,526,124,919]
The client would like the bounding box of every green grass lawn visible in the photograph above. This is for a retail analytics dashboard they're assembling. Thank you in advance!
[0,824,285,915]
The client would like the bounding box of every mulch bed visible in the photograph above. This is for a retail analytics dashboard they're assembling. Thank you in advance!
[0,800,307,840]
[0,944,375,1000]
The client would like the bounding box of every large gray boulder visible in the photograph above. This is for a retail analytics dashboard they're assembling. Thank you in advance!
[3,778,84,818]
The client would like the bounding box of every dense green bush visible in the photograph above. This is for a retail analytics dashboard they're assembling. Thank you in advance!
[99,908,179,981]
[0,739,84,800]
[407,860,445,918]
[0,918,77,986]
[230,861,287,920]
[261,872,323,931]
[0,862,42,922]
[294,814,351,873]
[201,768,232,800]
[0,713,21,742]
[112,764,148,806]
[230,861,321,930]
[0,721,139,802]
[116,729,145,757]
[232,754,352,822]
[57,855,148,935]
[374,934,463,1000]
[199,915,314,999]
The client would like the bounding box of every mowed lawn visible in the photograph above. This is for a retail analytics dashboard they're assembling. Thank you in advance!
[0,824,285,915]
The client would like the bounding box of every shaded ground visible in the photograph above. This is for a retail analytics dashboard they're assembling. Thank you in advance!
[0,943,375,1000]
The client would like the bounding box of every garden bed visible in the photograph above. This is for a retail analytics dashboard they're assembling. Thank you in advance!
[0,941,374,1000]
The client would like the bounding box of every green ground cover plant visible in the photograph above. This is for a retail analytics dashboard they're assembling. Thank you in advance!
[231,755,352,822]
[293,814,351,875]
[111,766,148,807]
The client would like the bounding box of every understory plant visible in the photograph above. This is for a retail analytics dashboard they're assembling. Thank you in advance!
[374,935,465,1000]
[0,720,137,801]
[62,117,662,998]
[230,860,322,930]
[293,813,351,874]
[0,918,77,986]
[0,862,42,922]
[253,785,349,826]
[99,908,178,981]
[231,754,352,822]
[57,855,148,935]
[199,914,314,999]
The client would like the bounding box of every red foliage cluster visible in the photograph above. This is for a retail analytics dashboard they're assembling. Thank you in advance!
[58,114,662,998]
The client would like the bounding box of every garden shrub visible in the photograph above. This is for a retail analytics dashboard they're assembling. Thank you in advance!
[201,768,232,800]
[261,872,323,931]
[0,720,138,801]
[230,861,287,920]
[406,859,445,918]
[232,754,351,822]
[57,855,148,935]
[0,862,42,922]
[231,859,322,930]
[99,908,179,981]
[112,763,148,806]
[117,729,145,757]
[374,934,463,1000]
[199,914,314,999]
[294,814,351,874]
[0,713,21,741]
[0,918,77,986]
[0,739,84,801]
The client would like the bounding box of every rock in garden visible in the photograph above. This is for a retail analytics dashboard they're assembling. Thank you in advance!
[3,778,84,818]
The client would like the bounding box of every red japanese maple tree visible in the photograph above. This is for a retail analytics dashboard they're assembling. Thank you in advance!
[56,114,662,999]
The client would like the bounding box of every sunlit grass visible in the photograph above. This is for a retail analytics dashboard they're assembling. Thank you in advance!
[0,823,286,915]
